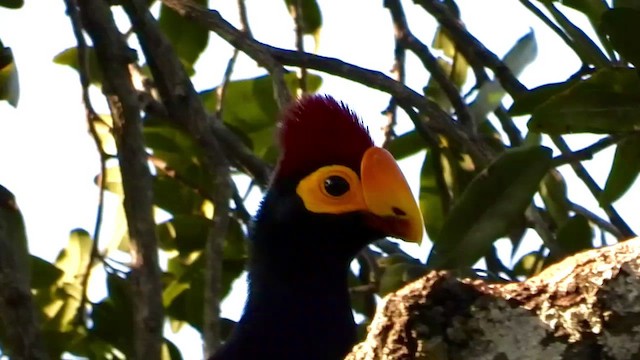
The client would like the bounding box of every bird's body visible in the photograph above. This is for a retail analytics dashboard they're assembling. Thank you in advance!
[212,96,422,360]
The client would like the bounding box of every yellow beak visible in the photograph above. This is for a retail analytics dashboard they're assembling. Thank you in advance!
[360,147,424,243]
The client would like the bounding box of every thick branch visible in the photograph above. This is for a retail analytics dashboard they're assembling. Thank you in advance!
[0,186,48,360]
[348,237,640,359]
[122,0,233,354]
[77,0,164,358]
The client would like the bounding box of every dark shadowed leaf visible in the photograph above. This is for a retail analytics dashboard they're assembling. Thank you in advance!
[419,151,446,240]
[385,130,425,159]
[614,0,640,9]
[200,73,321,160]
[30,256,63,289]
[157,214,210,254]
[600,8,640,68]
[163,339,183,360]
[509,80,577,116]
[0,43,19,107]
[284,0,322,37]
[600,134,640,205]
[555,214,593,256]
[91,274,134,356]
[0,0,23,9]
[427,146,553,269]
[528,68,640,134]
[159,1,209,66]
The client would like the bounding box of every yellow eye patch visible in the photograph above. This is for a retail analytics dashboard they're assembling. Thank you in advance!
[296,165,367,214]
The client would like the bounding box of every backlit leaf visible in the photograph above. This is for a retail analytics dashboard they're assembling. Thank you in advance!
[0,43,19,107]
[159,1,209,66]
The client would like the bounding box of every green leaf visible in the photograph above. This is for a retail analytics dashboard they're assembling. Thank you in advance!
[554,214,593,256]
[385,130,425,159]
[469,31,537,120]
[614,0,640,10]
[284,0,322,37]
[154,174,205,215]
[540,169,571,226]
[53,47,102,85]
[600,134,640,205]
[428,146,553,269]
[31,256,64,289]
[158,1,209,67]
[55,229,92,284]
[419,151,446,240]
[0,0,23,9]
[509,80,577,116]
[200,73,321,160]
[600,8,640,68]
[378,263,427,296]
[513,251,544,277]
[527,68,640,134]
[157,214,210,254]
[0,44,19,107]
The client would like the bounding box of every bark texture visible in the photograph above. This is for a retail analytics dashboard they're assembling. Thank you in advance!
[347,238,640,360]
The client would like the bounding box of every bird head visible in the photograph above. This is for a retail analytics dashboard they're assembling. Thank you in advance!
[253,95,422,263]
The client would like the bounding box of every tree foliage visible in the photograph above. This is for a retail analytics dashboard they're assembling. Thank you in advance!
[1,0,639,359]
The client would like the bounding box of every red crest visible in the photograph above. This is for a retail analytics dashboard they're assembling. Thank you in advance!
[275,95,374,182]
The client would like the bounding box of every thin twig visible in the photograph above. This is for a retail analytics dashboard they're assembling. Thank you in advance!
[570,202,624,241]
[216,49,239,119]
[519,0,575,52]
[236,0,252,38]
[414,0,528,97]
[385,0,474,130]
[64,0,109,327]
[77,0,164,357]
[552,135,623,166]
[162,0,292,108]
[292,0,308,94]
[551,136,635,238]
[494,105,522,147]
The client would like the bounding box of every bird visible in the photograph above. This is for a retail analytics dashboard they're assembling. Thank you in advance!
[211,95,423,360]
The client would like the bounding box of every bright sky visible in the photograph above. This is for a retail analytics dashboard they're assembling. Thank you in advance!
[1,0,638,358]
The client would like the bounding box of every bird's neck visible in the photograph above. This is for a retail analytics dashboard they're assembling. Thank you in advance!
[234,219,357,358]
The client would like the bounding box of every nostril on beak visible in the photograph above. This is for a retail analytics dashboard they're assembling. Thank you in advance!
[392,207,406,216]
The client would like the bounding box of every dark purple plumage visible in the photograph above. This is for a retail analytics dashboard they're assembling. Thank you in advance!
[275,95,374,182]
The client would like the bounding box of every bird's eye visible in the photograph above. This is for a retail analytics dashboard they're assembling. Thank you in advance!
[323,175,350,197]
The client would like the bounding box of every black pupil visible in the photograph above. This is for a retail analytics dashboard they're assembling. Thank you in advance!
[324,175,350,196]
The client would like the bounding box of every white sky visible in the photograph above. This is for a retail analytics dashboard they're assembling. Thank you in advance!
[1,0,638,358]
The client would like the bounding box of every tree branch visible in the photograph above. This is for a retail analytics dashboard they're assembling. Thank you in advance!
[385,0,474,131]
[161,0,292,108]
[0,186,48,360]
[122,0,233,354]
[414,0,528,97]
[77,0,164,358]
[551,136,635,239]
[160,0,490,165]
